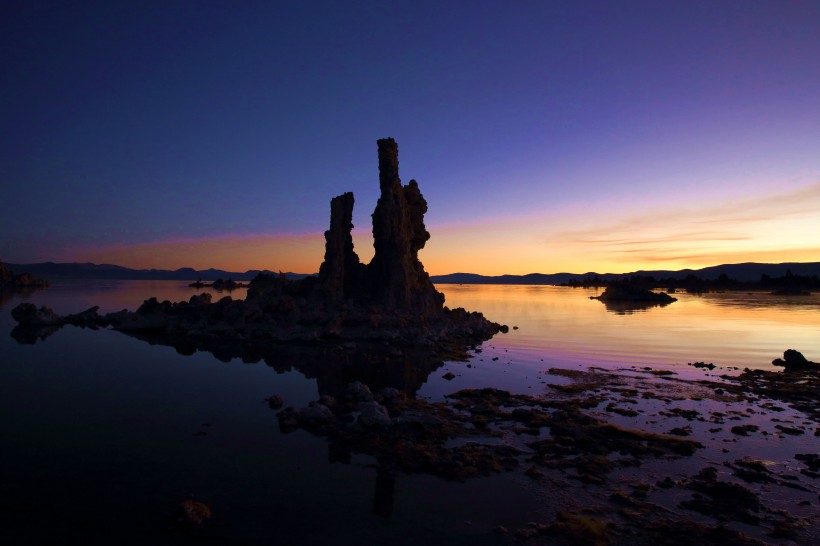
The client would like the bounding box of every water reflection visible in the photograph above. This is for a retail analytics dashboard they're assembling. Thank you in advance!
[120,329,445,399]
[0,286,42,310]
[8,280,820,373]
[436,284,820,371]
[4,280,819,543]
[592,298,674,314]
[10,324,61,344]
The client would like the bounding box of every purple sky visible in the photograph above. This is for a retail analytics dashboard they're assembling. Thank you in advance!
[2,1,819,274]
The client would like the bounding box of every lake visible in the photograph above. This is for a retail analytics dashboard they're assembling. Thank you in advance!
[1,281,818,544]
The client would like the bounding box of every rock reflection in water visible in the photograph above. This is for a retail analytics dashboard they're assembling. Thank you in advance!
[10,323,62,344]
[120,329,447,400]
[595,298,675,314]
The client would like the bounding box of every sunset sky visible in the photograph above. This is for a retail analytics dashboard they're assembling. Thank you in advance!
[2,1,818,276]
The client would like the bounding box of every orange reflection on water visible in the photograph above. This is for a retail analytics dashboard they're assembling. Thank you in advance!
[19,280,249,316]
[437,284,820,372]
[16,281,818,374]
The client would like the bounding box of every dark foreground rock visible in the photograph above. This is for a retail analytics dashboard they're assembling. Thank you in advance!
[9,139,506,352]
[772,349,819,371]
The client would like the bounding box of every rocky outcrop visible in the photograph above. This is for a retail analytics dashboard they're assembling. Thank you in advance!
[314,138,443,314]
[11,302,103,328]
[0,261,49,289]
[188,278,247,290]
[589,283,677,313]
[772,349,818,372]
[11,303,62,326]
[10,139,506,352]
[591,283,677,304]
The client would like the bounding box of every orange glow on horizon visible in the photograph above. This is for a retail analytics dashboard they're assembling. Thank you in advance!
[66,182,819,276]
[72,233,326,273]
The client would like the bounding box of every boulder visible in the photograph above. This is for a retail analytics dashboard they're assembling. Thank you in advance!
[64,306,102,327]
[357,400,393,428]
[298,402,335,426]
[346,381,374,402]
[772,349,818,371]
[10,303,63,326]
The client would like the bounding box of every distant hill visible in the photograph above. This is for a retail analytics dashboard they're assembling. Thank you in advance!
[6,261,819,285]
[431,262,820,285]
[431,272,577,285]
[4,262,313,282]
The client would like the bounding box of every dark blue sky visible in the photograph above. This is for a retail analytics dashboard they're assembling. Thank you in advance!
[2,1,819,273]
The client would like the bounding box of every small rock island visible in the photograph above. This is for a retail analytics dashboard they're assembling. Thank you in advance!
[11,139,507,352]
[590,282,677,312]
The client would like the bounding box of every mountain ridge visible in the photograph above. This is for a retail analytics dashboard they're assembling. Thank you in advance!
[430,262,820,284]
[4,262,312,281]
[5,261,819,284]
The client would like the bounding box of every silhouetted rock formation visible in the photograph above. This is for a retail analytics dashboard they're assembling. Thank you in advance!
[772,349,818,372]
[589,283,677,314]
[368,138,443,314]
[10,139,506,352]
[317,191,365,303]
[592,283,677,303]
[187,278,247,290]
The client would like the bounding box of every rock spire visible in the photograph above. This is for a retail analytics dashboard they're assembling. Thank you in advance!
[316,137,444,314]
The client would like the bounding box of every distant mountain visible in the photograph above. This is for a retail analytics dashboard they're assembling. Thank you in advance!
[431,272,577,285]
[431,262,820,285]
[4,262,313,282]
[6,261,818,285]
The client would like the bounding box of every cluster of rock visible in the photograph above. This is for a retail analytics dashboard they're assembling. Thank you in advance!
[11,139,506,350]
[0,261,48,289]
[591,283,677,304]
[188,278,247,290]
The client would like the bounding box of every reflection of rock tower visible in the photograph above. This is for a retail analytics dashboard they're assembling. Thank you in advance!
[367,138,444,314]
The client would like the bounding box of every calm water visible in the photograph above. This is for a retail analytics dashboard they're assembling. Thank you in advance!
[442,284,820,370]
[1,281,818,543]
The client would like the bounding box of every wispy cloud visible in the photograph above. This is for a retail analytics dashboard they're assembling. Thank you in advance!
[546,182,820,270]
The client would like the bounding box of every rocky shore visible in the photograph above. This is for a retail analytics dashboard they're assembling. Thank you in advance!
[268,349,818,544]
